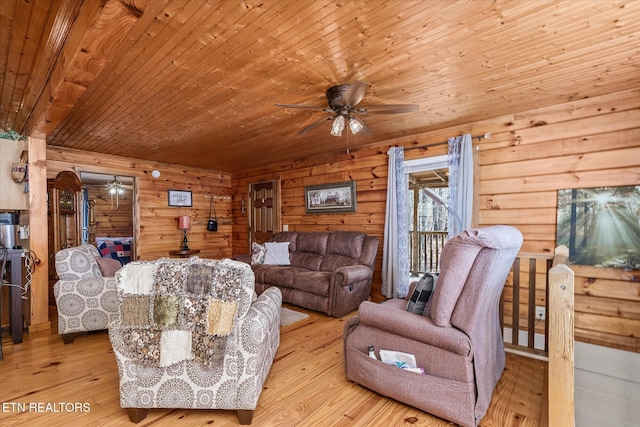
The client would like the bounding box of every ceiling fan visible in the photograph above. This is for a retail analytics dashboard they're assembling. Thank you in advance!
[276,81,419,137]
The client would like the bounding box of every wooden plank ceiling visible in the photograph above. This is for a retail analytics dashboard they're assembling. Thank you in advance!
[1,0,639,173]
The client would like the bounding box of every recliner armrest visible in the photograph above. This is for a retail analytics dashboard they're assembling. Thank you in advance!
[357,301,471,356]
[334,265,373,286]
[243,287,282,342]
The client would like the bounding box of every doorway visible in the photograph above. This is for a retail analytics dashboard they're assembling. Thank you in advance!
[405,155,451,275]
[248,180,281,245]
[78,171,137,262]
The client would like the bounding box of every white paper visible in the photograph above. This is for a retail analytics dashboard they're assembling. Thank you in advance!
[379,349,417,369]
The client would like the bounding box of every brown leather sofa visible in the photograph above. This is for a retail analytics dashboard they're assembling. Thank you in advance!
[237,231,379,317]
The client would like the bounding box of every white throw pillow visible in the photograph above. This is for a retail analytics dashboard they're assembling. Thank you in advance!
[264,242,291,265]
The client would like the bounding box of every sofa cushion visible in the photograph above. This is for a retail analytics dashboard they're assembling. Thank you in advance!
[327,231,365,259]
[264,242,291,265]
[293,270,332,296]
[296,232,329,255]
[263,265,297,287]
[255,266,332,297]
[320,253,357,272]
[271,231,298,252]
[290,252,324,270]
[428,231,484,327]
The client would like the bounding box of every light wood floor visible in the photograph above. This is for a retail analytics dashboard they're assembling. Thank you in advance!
[0,305,546,426]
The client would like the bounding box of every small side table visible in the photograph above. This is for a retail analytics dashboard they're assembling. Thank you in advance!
[169,249,201,258]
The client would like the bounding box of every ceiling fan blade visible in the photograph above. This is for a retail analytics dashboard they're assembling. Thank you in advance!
[357,104,420,114]
[298,116,333,134]
[356,116,373,136]
[344,80,369,107]
[276,103,327,111]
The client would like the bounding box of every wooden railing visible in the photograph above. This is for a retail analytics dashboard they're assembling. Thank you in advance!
[547,246,574,427]
[501,252,554,355]
[409,230,448,274]
[501,246,575,427]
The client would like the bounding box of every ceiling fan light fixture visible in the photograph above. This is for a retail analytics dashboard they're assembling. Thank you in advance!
[277,81,418,136]
[106,176,125,207]
[330,115,345,136]
[348,117,363,134]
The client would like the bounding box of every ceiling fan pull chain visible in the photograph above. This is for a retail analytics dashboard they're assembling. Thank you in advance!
[346,125,350,154]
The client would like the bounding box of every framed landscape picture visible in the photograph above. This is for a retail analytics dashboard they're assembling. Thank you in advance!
[556,185,640,269]
[305,181,356,214]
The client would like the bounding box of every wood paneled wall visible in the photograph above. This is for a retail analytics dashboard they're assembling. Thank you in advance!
[231,88,639,352]
[232,146,390,297]
[84,183,134,238]
[39,88,638,352]
[46,147,233,261]
[476,88,639,352]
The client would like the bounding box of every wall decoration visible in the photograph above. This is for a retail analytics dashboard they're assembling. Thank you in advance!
[168,190,192,207]
[556,185,640,269]
[305,180,356,214]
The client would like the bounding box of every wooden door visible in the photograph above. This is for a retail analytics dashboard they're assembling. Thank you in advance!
[248,180,280,245]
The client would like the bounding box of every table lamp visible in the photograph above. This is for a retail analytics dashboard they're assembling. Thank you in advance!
[178,215,191,250]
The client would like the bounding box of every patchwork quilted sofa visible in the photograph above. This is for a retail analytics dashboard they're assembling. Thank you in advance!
[108,257,281,424]
[237,231,379,317]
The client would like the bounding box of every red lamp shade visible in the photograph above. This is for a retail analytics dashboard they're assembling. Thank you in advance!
[178,215,191,230]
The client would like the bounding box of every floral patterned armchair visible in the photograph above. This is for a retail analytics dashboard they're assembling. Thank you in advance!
[53,245,121,343]
[108,257,281,424]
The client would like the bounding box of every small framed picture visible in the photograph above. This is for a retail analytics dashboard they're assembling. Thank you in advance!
[168,190,192,207]
[304,180,357,214]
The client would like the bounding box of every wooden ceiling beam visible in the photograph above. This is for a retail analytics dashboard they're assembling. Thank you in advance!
[27,0,144,139]
[12,0,81,134]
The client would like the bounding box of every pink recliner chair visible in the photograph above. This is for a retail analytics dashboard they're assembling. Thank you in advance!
[344,225,523,427]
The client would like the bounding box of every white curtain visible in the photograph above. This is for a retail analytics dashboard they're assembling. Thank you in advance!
[381,147,410,298]
[448,134,474,237]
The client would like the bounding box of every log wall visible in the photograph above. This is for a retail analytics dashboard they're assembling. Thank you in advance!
[232,146,390,298]
[39,88,638,352]
[84,183,134,239]
[231,88,639,352]
[46,147,233,261]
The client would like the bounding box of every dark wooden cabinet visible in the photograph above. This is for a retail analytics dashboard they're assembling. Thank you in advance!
[48,171,82,305]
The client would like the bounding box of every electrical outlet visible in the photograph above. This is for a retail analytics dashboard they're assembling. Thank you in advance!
[283,224,288,231]
[535,306,546,320]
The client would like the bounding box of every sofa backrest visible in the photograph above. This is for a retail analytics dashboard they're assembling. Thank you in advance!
[271,231,298,252]
[290,232,328,270]
[112,257,255,368]
[269,231,378,271]
[450,226,523,333]
[55,245,103,280]
[115,257,256,321]
[320,231,364,272]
